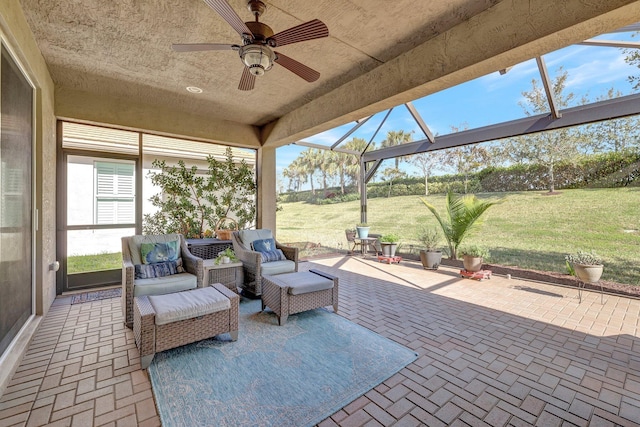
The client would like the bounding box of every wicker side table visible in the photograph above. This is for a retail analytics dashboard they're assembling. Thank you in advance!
[203,260,243,293]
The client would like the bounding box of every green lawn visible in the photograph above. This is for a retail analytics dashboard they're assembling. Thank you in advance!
[68,252,122,274]
[276,188,640,285]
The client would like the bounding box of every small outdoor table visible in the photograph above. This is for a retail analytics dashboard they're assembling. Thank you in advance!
[354,237,378,257]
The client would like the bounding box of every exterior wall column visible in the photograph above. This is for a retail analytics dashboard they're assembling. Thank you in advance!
[256,146,277,235]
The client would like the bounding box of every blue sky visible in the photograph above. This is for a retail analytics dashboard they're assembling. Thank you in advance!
[276,29,639,186]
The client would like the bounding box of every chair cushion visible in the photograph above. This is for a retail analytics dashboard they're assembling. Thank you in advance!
[261,260,296,276]
[134,260,184,279]
[237,229,273,249]
[251,238,276,252]
[128,234,183,265]
[133,272,197,297]
[148,286,231,325]
[140,241,179,264]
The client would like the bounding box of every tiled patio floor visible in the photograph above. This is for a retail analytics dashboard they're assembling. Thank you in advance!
[1,256,639,426]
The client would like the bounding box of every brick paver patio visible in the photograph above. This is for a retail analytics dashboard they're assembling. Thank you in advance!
[1,256,639,426]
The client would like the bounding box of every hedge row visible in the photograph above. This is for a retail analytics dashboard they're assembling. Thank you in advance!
[280,152,639,204]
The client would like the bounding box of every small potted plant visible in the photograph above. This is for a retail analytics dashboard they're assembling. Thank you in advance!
[215,248,238,265]
[419,227,442,270]
[356,223,370,239]
[565,250,603,283]
[459,245,489,272]
[379,233,400,257]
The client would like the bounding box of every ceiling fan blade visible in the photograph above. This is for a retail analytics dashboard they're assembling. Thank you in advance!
[172,43,235,52]
[271,19,329,47]
[238,66,256,91]
[274,52,320,82]
[202,0,253,37]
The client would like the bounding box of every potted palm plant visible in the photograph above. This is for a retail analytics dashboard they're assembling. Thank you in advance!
[379,233,400,257]
[421,191,502,260]
[419,227,442,270]
[565,250,604,283]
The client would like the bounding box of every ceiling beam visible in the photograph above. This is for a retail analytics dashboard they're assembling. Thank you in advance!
[362,92,640,162]
[262,0,640,148]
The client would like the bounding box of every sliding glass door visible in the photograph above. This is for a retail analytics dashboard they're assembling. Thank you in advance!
[0,45,33,357]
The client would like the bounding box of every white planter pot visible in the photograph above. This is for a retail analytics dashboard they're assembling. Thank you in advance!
[381,242,398,257]
[462,255,483,272]
[573,263,603,283]
[420,250,442,270]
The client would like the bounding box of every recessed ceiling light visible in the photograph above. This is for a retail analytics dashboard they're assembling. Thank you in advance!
[186,86,203,93]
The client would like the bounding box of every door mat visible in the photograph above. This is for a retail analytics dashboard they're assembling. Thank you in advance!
[70,288,121,304]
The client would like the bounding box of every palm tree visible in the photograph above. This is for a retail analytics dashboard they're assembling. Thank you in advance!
[421,191,502,260]
[301,149,320,194]
[381,130,414,169]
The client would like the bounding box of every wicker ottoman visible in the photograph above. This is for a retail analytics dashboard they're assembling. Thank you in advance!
[261,269,338,325]
[134,284,239,369]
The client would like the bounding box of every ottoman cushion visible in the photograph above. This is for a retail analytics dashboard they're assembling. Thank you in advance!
[149,286,231,325]
[275,271,334,295]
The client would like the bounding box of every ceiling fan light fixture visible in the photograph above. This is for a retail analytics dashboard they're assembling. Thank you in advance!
[239,44,274,76]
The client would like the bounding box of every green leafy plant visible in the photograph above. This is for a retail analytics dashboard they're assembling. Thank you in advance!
[419,227,441,251]
[143,147,256,238]
[565,250,603,266]
[459,245,490,259]
[421,191,502,260]
[214,248,238,265]
[380,233,400,243]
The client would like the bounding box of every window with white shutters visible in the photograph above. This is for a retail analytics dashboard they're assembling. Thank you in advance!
[94,161,135,224]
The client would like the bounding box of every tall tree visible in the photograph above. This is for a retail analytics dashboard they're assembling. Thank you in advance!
[410,151,442,195]
[441,125,491,193]
[301,149,321,194]
[587,88,640,153]
[381,167,407,197]
[501,68,585,192]
[381,130,414,168]
[343,137,372,193]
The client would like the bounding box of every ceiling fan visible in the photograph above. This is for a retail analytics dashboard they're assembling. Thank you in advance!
[172,0,329,91]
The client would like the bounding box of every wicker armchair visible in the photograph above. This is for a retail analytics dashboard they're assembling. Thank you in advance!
[122,234,204,329]
[231,230,298,297]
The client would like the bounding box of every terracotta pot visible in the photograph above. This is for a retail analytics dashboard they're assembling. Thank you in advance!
[420,250,442,270]
[573,263,603,283]
[462,255,483,272]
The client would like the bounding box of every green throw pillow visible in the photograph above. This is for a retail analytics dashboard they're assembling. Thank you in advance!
[140,240,179,264]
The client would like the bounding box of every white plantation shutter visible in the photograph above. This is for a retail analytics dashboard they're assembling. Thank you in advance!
[95,162,135,224]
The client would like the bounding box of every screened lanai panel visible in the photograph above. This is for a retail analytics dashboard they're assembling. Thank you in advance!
[544,41,639,110]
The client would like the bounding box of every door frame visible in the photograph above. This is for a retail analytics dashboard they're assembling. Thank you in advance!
[56,128,141,293]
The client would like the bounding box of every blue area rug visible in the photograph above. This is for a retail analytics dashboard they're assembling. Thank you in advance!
[148,298,417,427]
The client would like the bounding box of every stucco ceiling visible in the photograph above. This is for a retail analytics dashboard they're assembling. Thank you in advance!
[17,0,640,148]
[19,0,500,126]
